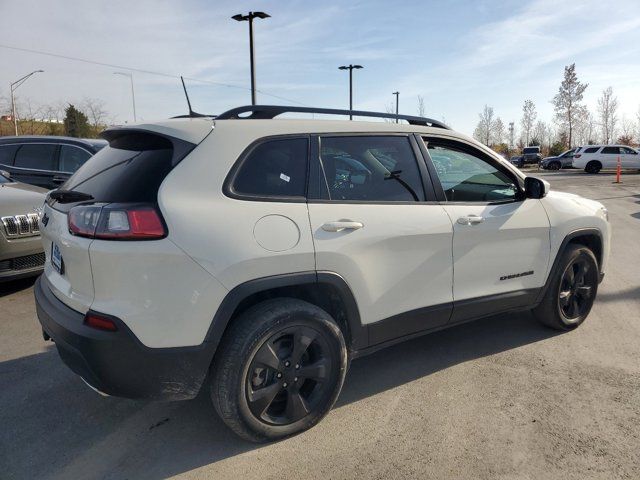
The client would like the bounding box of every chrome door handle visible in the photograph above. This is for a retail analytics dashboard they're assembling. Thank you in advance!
[321,221,364,232]
[457,215,484,226]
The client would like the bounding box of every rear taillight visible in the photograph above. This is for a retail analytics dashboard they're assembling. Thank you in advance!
[84,312,118,331]
[574,154,581,158]
[68,204,166,240]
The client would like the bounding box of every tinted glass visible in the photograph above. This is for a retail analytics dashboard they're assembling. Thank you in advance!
[622,147,636,154]
[320,136,424,202]
[0,145,19,166]
[14,144,57,170]
[62,133,174,204]
[602,146,620,154]
[584,147,599,153]
[523,147,539,154]
[0,172,10,184]
[427,141,518,202]
[59,145,92,172]
[232,138,308,198]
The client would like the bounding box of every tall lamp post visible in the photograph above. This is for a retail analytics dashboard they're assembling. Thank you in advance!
[114,72,137,122]
[338,64,363,120]
[232,11,270,105]
[392,91,399,123]
[10,70,44,136]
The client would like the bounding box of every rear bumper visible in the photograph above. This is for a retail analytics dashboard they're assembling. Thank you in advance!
[34,276,214,400]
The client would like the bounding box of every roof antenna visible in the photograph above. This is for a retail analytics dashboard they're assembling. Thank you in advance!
[181,76,196,116]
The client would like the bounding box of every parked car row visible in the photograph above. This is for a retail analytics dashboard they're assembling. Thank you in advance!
[0,136,105,282]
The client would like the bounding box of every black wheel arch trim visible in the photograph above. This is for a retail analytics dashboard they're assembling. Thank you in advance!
[535,228,604,304]
[205,271,368,352]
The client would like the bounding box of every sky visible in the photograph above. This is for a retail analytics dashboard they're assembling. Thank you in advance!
[1,0,639,136]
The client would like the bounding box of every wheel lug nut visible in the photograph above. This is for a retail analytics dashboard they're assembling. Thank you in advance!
[295,364,300,369]
[294,377,298,382]
[284,361,291,367]
[276,372,282,378]
[283,382,288,388]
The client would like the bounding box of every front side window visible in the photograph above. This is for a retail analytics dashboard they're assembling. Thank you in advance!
[14,144,57,170]
[59,145,91,173]
[425,139,519,202]
[232,138,308,198]
[584,147,599,153]
[319,136,425,202]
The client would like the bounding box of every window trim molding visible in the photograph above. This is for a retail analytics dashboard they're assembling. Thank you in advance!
[222,134,311,203]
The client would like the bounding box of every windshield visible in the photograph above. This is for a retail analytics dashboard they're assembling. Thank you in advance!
[523,147,539,154]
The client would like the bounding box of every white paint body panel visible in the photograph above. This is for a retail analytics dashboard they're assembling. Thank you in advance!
[442,199,551,300]
[308,203,453,324]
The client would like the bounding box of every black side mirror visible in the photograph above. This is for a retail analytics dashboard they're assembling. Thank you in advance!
[524,177,549,199]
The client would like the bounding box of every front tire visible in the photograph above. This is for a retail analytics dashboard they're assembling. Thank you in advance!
[210,298,347,442]
[533,245,599,330]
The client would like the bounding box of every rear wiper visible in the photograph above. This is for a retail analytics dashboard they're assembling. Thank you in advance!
[49,190,94,203]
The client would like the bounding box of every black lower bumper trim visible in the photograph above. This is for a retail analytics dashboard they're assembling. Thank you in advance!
[34,276,214,400]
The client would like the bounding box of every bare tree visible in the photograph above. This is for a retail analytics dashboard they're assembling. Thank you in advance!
[473,105,496,146]
[521,99,537,146]
[552,63,588,147]
[82,97,109,131]
[597,87,618,144]
[416,95,426,117]
[493,117,505,145]
[533,120,548,150]
[618,116,635,145]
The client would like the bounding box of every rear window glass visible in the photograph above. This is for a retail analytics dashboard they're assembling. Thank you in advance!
[231,138,308,198]
[14,144,57,170]
[59,145,92,173]
[62,133,174,204]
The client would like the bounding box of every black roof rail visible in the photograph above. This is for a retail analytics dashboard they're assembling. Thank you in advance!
[216,105,450,129]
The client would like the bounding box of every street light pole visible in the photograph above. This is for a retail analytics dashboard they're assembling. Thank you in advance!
[232,11,270,105]
[114,72,137,122]
[9,70,44,136]
[338,64,363,120]
[392,91,399,123]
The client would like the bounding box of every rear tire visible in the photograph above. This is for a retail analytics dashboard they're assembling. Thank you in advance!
[585,161,602,174]
[548,161,561,170]
[210,298,347,442]
[533,245,599,331]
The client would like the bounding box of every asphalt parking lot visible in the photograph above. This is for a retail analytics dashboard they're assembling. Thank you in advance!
[1,169,639,480]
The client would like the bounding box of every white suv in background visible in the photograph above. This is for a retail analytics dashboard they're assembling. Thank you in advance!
[572,144,640,173]
[35,106,610,442]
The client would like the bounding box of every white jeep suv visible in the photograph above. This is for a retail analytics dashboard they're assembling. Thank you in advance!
[572,144,640,173]
[35,106,610,442]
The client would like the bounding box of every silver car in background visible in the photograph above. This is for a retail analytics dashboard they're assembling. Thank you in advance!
[0,170,47,282]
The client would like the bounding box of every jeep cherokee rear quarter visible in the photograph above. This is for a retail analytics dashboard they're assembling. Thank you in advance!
[35,106,610,441]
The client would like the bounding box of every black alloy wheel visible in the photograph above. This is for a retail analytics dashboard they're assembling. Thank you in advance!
[246,325,337,425]
[558,256,598,323]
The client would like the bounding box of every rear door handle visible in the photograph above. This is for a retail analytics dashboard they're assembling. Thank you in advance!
[321,221,364,232]
[457,215,484,226]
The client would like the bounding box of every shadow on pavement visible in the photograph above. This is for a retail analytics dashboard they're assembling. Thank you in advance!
[0,311,558,479]
[0,275,37,298]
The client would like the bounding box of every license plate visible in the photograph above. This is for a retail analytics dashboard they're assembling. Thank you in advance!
[51,243,64,274]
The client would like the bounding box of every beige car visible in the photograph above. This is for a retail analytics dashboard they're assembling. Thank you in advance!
[0,170,47,282]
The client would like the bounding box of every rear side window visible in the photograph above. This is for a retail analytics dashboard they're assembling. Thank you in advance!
[584,147,599,153]
[231,138,308,198]
[62,133,175,204]
[319,136,425,202]
[0,144,19,165]
[59,145,91,173]
[14,144,57,170]
[601,146,620,154]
